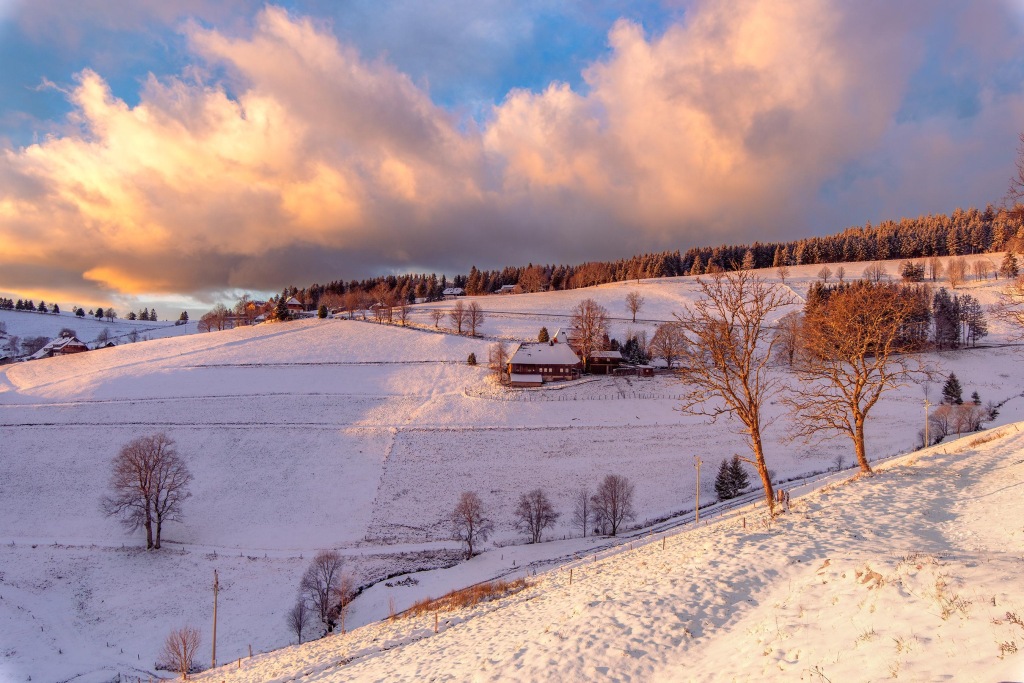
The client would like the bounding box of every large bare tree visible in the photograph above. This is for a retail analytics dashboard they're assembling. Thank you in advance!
[160,626,200,680]
[451,491,492,559]
[673,272,793,514]
[649,322,686,369]
[784,282,924,473]
[101,432,192,549]
[466,302,485,336]
[569,298,609,370]
[625,291,645,323]
[591,474,634,536]
[513,489,559,543]
[448,300,467,334]
[300,550,344,632]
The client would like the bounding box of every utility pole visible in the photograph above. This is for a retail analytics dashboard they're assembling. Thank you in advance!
[212,569,219,669]
[694,455,703,525]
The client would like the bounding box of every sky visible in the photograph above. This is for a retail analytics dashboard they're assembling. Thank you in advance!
[1,0,1024,315]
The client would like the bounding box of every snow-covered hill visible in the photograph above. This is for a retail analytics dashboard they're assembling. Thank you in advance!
[0,306,195,351]
[193,425,1024,682]
[1,254,1023,681]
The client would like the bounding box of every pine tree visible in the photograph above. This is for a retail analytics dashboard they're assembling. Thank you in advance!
[942,373,963,405]
[729,455,750,493]
[150,309,158,321]
[52,304,60,314]
[467,352,477,366]
[37,301,47,313]
[741,250,755,270]
[971,391,981,405]
[127,311,137,320]
[178,311,188,322]
[932,289,960,349]
[318,304,328,319]
[76,308,85,317]
[538,327,550,343]
[714,459,733,500]
[714,455,750,500]
[275,291,291,321]
[1000,252,1020,279]
[95,307,104,319]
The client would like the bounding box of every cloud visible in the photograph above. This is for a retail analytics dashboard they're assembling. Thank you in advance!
[1,1,1022,307]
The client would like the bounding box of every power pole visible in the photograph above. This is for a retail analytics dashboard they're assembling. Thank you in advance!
[212,569,219,669]
[694,455,703,525]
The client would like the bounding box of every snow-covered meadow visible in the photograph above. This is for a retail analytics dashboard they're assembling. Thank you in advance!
[1,255,1023,681]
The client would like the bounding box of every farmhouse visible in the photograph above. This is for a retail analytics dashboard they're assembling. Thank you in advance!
[28,335,89,360]
[496,284,520,295]
[442,287,465,300]
[285,297,304,313]
[507,341,582,387]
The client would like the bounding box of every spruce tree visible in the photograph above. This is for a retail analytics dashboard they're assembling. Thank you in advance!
[942,373,963,405]
[95,307,103,319]
[318,304,328,319]
[729,455,750,493]
[52,304,59,314]
[1000,251,1019,279]
[971,390,980,405]
[538,327,550,343]
[178,311,188,322]
[275,291,290,321]
[714,459,733,500]
[467,352,477,366]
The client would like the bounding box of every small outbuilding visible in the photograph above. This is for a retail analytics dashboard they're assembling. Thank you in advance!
[588,350,623,375]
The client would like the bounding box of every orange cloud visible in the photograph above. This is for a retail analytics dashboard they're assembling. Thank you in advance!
[0,1,1020,305]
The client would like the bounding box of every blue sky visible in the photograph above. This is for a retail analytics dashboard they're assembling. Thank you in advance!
[1,0,1023,313]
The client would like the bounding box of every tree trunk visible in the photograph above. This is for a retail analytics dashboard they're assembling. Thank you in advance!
[854,418,871,473]
[145,519,154,550]
[154,518,162,550]
[752,433,776,515]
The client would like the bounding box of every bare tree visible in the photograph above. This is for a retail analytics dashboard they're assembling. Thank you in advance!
[300,550,344,632]
[448,301,466,334]
[625,291,645,323]
[926,255,944,281]
[591,474,635,536]
[649,322,686,369]
[451,491,492,559]
[816,265,832,283]
[396,301,411,326]
[513,489,559,543]
[776,264,790,284]
[947,256,967,289]
[772,311,802,367]
[101,433,192,549]
[1004,131,1024,220]
[863,262,887,282]
[572,486,592,537]
[672,272,793,514]
[488,341,510,383]
[160,626,200,680]
[785,282,924,473]
[992,276,1024,340]
[569,298,609,371]
[332,572,357,634]
[430,308,444,328]
[972,258,992,280]
[287,599,312,644]
[466,302,485,336]
[834,266,846,283]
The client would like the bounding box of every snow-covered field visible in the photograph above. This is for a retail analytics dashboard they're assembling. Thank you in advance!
[195,425,1024,682]
[1,255,1023,681]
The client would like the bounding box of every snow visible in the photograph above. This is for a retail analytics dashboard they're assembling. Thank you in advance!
[1,254,1023,681]
[193,427,1024,682]
[508,341,580,365]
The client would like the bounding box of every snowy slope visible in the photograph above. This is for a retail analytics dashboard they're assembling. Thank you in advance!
[0,307,195,350]
[195,426,1024,682]
[1,254,1023,681]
